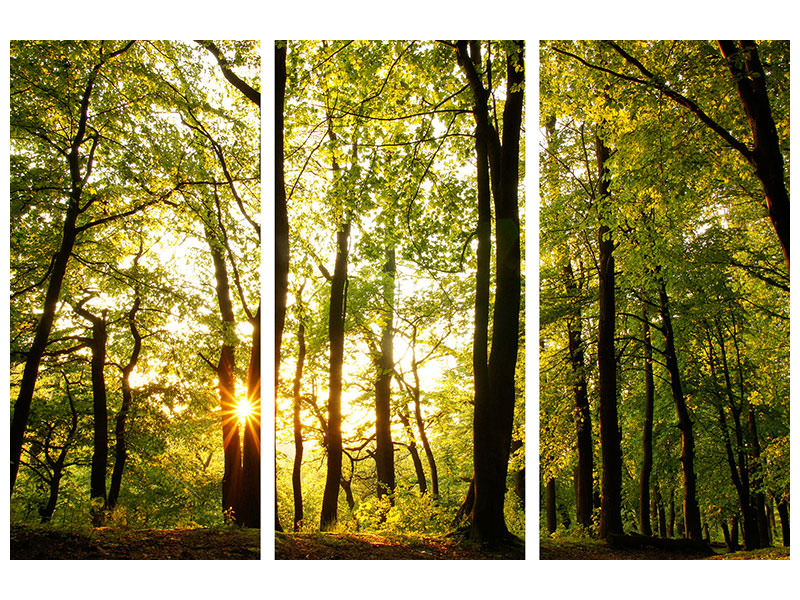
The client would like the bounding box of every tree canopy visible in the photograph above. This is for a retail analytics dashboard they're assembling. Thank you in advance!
[10,40,261,530]
[539,40,788,551]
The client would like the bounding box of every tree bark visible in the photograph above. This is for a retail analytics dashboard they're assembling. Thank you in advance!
[457,39,524,545]
[241,306,261,528]
[657,279,702,540]
[319,223,350,530]
[107,297,142,510]
[718,41,789,269]
[398,409,427,494]
[777,500,789,546]
[595,133,623,538]
[409,347,439,499]
[564,262,593,529]
[275,40,289,534]
[545,477,557,534]
[74,301,109,519]
[374,247,396,500]
[292,319,306,531]
[640,303,655,536]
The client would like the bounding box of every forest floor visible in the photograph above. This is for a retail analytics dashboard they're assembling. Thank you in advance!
[276,532,525,559]
[540,537,789,560]
[10,525,260,559]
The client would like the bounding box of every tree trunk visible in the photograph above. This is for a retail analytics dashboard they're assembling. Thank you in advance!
[731,515,741,549]
[657,279,702,540]
[564,262,593,529]
[640,303,655,536]
[74,301,109,521]
[108,298,142,510]
[668,491,675,538]
[9,49,116,494]
[241,306,261,528]
[545,477,557,534]
[595,133,623,538]
[374,247,395,500]
[410,353,439,499]
[718,41,790,269]
[319,223,350,530]
[205,222,242,523]
[776,500,789,546]
[456,40,491,537]
[292,319,306,531]
[713,319,760,549]
[747,408,770,547]
[398,409,427,495]
[275,40,289,534]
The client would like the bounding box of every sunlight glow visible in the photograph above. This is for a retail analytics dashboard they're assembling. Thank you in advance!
[235,397,255,424]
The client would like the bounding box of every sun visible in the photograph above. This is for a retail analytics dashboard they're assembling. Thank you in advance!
[235,398,255,424]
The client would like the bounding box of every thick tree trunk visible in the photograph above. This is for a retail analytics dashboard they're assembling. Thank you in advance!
[456,40,492,536]
[595,133,623,538]
[241,307,261,528]
[275,41,289,534]
[777,500,789,546]
[292,320,306,531]
[74,302,109,520]
[718,41,789,269]
[564,262,593,529]
[205,222,242,523]
[374,247,396,500]
[545,478,557,534]
[320,223,350,531]
[108,298,142,510]
[731,515,741,549]
[472,41,523,544]
[640,304,655,536]
[657,280,702,540]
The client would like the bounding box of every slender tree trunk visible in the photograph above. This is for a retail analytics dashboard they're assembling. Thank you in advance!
[410,354,439,498]
[657,279,702,540]
[292,319,306,531]
[275,40,289,533]
[718,41,790,268]
[320,223,350,530]
[747,408,770,547]
[545,478,557,534]
[668,491,676,538]
[108,298,142,510]
[640,304,655,536]
[595,133,623,538]
[374,247,396,500]
[398,409,427,494]
[656,488,667,538]
[714,319,760,549]
[564,262,593,529]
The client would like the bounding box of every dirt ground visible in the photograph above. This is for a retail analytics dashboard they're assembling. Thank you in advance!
[539,537,789,560]
[276,532,525,560]
[10,525,260,560]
